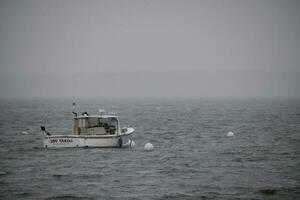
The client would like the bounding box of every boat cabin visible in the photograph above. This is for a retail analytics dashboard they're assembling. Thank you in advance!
[73,113,120,135]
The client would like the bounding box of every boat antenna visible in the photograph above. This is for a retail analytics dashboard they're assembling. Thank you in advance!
[72,102,77,116]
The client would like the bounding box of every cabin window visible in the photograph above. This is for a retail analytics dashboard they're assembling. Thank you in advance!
[79,119,87,128]
[88,117,98,127]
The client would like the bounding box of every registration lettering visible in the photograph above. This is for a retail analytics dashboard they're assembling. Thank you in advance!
[50,139,73,143]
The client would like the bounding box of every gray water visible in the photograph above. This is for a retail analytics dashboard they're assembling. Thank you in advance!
[0,97,299,200]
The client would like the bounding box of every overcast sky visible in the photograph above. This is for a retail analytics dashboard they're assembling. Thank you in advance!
[0,0,299,98]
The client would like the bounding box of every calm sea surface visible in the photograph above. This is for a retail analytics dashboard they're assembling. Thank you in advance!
[0,97,299,200]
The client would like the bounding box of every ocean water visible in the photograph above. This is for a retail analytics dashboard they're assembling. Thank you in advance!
[0,97,299,200]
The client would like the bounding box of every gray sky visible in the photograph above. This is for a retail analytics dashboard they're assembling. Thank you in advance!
[0,0,299,98]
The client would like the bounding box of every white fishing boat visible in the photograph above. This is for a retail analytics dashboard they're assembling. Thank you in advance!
[41,108,135,148]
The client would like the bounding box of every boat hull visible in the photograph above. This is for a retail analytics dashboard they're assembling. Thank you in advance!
[43,132,133,148]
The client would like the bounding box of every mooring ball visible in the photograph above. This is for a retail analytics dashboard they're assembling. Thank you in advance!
[227,131,234,137]
[144,143,154,151]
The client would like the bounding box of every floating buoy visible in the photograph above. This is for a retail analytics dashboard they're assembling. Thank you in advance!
[227,131,234,137]
[144,143,154,151]
[22,131,28,135]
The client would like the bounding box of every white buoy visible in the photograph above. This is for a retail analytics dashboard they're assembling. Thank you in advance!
[22,131,28,135]
[130,140,136,147]
[227,131,234,137]
[144,143,154,151]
